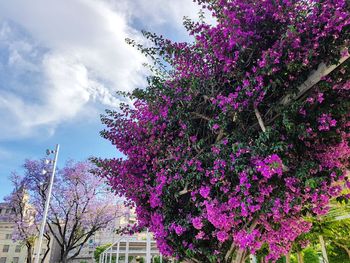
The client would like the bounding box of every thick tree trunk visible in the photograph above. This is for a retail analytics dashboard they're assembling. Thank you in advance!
[285,251,291,263]
[319,235,329,263]
[41,238,50,263]
[345,247,350,260]
[231,248,246,263]
[26,245,33,263]
[60,249,69,263]
[296,251,304,263]
[249,254,257,263]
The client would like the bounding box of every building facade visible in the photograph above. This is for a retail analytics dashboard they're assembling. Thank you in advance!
[68,206,137,263]
[0,202,53,263]
[0,202,148,263]
[0,202,29,263]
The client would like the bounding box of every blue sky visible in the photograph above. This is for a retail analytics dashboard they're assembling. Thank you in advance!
[0,0,207,200]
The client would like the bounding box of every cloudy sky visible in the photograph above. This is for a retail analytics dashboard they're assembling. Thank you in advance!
[0,0,206,200]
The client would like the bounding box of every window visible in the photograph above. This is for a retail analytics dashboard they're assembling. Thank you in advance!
[2,245,9,253]
[0,257,6,263]
[15,245,21,253]
[12,258,19,263]
[5,234,12,240]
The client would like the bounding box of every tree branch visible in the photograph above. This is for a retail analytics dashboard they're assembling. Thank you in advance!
[179,182,189,195]
[254,105,290,171]
[258,50,350,130]
[215,129,225,142]
[333,241,350,259]
[40,236,51,263]
[281,51,350,106]
[254,105,266,132]
[225,243,236,262]
[47,222,64,248]
[191,112,212,121]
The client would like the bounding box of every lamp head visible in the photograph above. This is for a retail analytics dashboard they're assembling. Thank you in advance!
[46,149,55,155]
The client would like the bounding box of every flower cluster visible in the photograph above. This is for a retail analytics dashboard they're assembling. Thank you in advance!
[254,154,283,179]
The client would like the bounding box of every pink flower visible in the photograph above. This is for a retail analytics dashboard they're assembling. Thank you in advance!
[217,231,229,242]
[299,108,306,116]
[199,186,211,199]
[211,146,220,154]
[346,181,350,189]
[196,231,205,240]
[317,93,324,103]
[212,124,220,130]
[150,193,161,208]
[318,114,337,131]
[192,217,203,230]
[174,225,185,236]
[255,154,283,178]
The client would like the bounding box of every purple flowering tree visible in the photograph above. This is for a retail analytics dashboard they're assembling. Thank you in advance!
[95,0,350,262]
[7,160,120,263]
[5,173,50,263]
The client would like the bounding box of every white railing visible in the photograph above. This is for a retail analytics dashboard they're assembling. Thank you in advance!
[99,232,162,263]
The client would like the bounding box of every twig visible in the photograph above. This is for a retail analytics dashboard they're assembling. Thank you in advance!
[179,182,189,196]
[254,105,266,132]
[254,105,290,171]
[191,112,211,121]
[216,129,225,142]
[157,157,175,163]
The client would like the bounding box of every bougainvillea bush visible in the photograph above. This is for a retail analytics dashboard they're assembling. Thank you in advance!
[95,0,350,262]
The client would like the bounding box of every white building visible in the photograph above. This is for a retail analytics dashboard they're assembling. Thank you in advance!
[0,202,162,263]
[68,205,139,263]
[0,202,52,263]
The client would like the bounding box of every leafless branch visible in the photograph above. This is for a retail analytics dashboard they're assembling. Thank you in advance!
[191,112,212,121]
[254,105,266,132]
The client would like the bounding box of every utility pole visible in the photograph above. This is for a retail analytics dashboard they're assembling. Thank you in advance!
[34,144,60,263]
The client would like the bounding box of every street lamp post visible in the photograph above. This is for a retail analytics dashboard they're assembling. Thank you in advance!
[34,144,60,263]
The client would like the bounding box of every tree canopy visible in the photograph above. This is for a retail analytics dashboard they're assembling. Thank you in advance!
[95,0,350,262]
[7,160,121,263]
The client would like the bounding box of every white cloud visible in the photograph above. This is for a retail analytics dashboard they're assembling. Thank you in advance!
[113,0,201,27]
[0,0,149,140]
[110,0,215,37]
[0,0,213,140]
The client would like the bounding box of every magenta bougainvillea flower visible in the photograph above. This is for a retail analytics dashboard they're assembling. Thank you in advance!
[94,0,350,262]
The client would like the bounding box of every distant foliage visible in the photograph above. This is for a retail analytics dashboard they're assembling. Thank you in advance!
[95,0,350,262]
[302,248,319,263]
[94,244,111,263]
